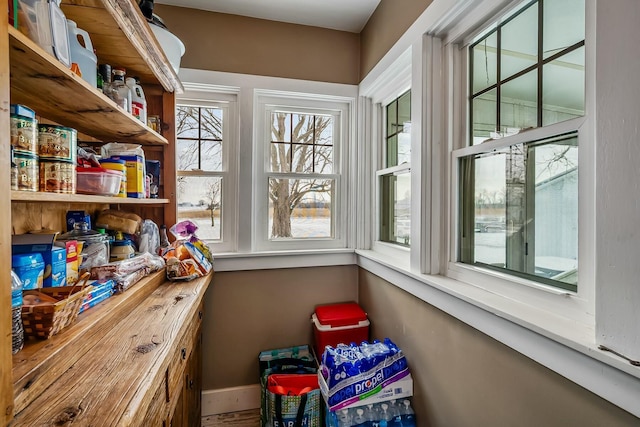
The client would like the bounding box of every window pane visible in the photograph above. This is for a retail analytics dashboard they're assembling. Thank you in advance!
[542,47,585,126]
[500,70,537,132]
[543,0,585,59]
[268,178,333,239]
[387,134,398,168]
[200,107,223,139]
[315,116,333,145]
[270,143,291,172]
[176,106,199,138]
[380,171,411,246]
[501,3,538,80]
[200,140,222,171]
[292,114,313,143]
[292,144,314,173]
[472,31,497,94]
[177,139,199,170]
[397,91,411,128]
[459,134,578,290]
[386,101,397,138]
[177,176,222,240]
[472,88,497,145]
[271,112,291,142]
[315,145,333,174]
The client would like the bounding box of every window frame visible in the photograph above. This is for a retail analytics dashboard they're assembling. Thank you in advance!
[443,0,594,325]
[253,91,353,252]
[176,86,239,253]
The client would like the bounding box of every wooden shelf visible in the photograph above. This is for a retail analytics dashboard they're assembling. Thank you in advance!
[11,270,168,414]
[8,27,168,146]
[61,0,183,94]
[11,190,169,205]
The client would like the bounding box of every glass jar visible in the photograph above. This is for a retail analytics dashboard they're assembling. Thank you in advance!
[58,222,111,272]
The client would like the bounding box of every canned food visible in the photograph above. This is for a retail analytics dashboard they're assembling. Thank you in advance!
[38,124,77,162]
[14,152,38,192]
[39,159,76,194]
[11,114,38,155]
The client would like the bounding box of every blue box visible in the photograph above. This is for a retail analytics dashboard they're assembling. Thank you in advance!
[66,210,91,231]
[42,246,67,287]
[10,104,35,119]
[12,253,44,290]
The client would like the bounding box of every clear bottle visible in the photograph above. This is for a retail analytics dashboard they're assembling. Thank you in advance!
[337,408,352,427]
[159,224,170,253]
[400,400,416,427]
[364,404,379,427]
[379,403,392,427]
[388,400,403,427]
[98,64,118,104]
[126,76,147,124]
[353,408,367,427]
[11,270,24,354]
[111,67,132,113]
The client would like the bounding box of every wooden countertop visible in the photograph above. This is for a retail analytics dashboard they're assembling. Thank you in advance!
[10,271,212,426]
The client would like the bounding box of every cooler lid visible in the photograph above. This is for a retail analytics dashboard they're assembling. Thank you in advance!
[314,302,367,327]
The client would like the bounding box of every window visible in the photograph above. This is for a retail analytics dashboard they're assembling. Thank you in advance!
[254,92,351,251]
[176,93,237,252]
[378,91,411,246]
[457,0,585,290]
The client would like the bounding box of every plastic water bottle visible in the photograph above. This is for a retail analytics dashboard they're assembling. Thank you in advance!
[338,408,352,427]
[11,270,24,354]
[353,408,368,426]
[389,400,404,427]
[379,403,392,427]
[401,400,416,427]
[364,404,378,427]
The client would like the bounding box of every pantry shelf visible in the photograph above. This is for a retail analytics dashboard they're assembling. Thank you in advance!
[11,191,170,205]
[11,270,167,414]
[61,0,183,94]
[8,27,168,146]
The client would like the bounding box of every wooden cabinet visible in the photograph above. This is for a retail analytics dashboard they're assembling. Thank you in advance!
[0,0,194,425]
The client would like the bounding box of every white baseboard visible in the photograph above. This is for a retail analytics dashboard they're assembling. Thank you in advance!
[201,384,262,416]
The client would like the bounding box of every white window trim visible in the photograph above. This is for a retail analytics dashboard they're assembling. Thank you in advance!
[360,0,640,419]
[177,84,240,253]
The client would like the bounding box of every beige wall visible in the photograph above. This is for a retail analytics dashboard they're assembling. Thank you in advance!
[359,0,433,80]
[358,268,639,426]
[153,5,361,85]
[201,266,358,389]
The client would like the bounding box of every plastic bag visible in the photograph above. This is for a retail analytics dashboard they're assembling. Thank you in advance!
[138,219,160,255]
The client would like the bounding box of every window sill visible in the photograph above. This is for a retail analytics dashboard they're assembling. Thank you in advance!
[355,249,640,418]
[211,249,356,271]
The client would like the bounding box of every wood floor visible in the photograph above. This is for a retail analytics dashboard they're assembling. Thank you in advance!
[202,409,261,427]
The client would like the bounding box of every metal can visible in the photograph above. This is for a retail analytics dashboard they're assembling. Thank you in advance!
[39,159,76,194]
[10,114,38,155]
[38,124,77,163]
[14,152,38,192]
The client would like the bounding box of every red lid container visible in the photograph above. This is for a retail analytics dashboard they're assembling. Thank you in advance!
[314,302,368,327]
[312,302,369,355]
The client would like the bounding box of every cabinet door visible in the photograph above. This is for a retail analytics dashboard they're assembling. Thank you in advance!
[185,330,203,427]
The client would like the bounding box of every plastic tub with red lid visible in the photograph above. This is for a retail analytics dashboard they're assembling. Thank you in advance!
[312,302,369,355]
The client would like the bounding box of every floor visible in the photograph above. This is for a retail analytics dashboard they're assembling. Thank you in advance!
[202,409,261,427]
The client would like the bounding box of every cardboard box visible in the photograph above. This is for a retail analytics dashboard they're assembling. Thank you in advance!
[11,252,44,290]
[320,371,413,412]
[66,210,91,231]
[55,240,79,285]
[13,234,66,287]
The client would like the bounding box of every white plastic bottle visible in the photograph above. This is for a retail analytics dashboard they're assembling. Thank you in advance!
[126,77,147,124]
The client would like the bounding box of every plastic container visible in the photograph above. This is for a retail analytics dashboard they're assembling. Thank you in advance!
[110,239,135,261]
[76,166,122,196]
[12,252,45,290]
[11,270,24,354]
[67,19,97,88]
[312,302,369,354]
[99,158,127,197]
[126,77,147,124]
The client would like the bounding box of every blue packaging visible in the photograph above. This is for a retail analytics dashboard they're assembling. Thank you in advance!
[12,253,44,290]
[67,210,91,231]
[42,246,67,288]
[10,104,35,119]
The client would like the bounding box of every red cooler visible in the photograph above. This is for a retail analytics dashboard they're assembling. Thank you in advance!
[312,302,370,355]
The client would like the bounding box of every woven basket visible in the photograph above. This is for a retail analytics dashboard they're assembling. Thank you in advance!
[22,273,92,340]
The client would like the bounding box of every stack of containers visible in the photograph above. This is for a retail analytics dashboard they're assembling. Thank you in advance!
[311,303,415,426]
[10,104,39,191]
[38,123,77,193]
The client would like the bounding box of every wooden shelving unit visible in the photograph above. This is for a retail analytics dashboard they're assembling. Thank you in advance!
[2,0,184,423]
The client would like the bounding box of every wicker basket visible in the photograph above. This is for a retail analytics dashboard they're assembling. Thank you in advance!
[22,273,92,340]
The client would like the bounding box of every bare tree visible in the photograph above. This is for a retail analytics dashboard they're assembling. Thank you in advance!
[269,113,333,238]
